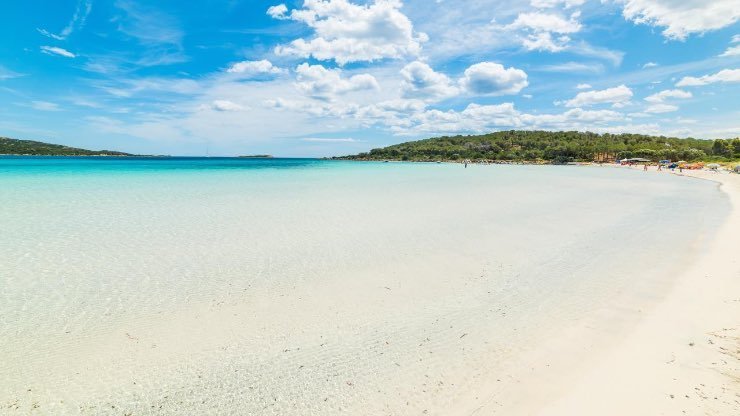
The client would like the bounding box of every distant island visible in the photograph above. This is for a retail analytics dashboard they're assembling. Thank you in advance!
[238,155,274,158]
[334,130,740,164]
[0,137,133,156]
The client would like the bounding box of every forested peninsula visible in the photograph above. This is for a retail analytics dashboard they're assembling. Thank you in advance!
[335,131,740,164]
[0,137,132,156]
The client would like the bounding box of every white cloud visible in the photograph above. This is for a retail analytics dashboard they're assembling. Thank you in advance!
[643,62,658,68]
[576,83,592,89]
[210,100,248,112]
[509,11,582,34]
[539,61,604,73]
[616,0,740,40]
[720,45,740,57]
[377,99,426,112]
[644,89,692,102]
[507,11,581,52]
[521,108,625,125]
[294,63,379,100]
[386,103,627,137]
[459,62,529,96]
[675,69,740,86]
[564,85,633,107]
[37,0,92,40]
[530,0,586,8]
[30,101,61,111]
[226,59,285,77]
[645,103,679,113]
[266,4,288,19]
[40,46,76,58]
[400,61,458,100]
[272,0,427,65]
[521,32,569,52]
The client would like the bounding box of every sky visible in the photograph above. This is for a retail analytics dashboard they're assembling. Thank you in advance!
[0,0,739,157]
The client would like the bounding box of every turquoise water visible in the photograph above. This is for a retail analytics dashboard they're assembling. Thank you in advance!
[0,156,329,173]
[0,157,730,415]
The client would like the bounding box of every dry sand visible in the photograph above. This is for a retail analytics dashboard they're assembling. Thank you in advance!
[532,167,740,415]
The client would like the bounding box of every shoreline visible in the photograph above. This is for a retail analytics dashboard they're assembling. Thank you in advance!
[532,167,740,415]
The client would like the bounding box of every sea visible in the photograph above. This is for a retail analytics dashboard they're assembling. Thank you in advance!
[0,157,730,415]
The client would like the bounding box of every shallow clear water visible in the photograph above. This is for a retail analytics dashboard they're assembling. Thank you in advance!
[0,157,730,415]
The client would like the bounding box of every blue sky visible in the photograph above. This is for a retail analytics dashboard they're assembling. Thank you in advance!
[1,0,738,156]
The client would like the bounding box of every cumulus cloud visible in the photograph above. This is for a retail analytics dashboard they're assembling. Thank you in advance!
[266,4,288,19]
[294,63,379,100]
[507,11,582,52]
[616,0,740,40]
[271,0,427,65]
[644,89,692,103]
[400,61,458,100]
[576,83,592,89]
[643,62,658,68]
[226,59,285,77]
[459,62,529,96]
[675,69,740,86]
[40,45,76,58]
[563,84,633,107]
[387,104,626,136]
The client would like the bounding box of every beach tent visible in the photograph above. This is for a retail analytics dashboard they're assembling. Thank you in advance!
[734,165,740,173]
[707,163,720,170]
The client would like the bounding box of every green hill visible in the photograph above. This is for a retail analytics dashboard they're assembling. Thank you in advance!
[335,130,740,164]
[0,137,133,156]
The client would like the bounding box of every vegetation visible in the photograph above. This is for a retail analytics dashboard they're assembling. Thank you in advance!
[0,137,132,156]
[334,131,740,164]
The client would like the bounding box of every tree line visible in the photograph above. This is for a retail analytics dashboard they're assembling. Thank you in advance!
[0,137,131,156]
[335,131,740,163]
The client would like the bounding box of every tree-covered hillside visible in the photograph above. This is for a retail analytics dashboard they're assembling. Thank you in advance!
[0,137,132,156]
[335,131,740,163]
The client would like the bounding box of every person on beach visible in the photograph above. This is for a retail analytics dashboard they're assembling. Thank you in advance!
[644,164,648,171]
[464,160,468,168]
[657,164,662,171]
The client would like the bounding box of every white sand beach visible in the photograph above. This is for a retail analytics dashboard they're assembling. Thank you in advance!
[523,168,740,416]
